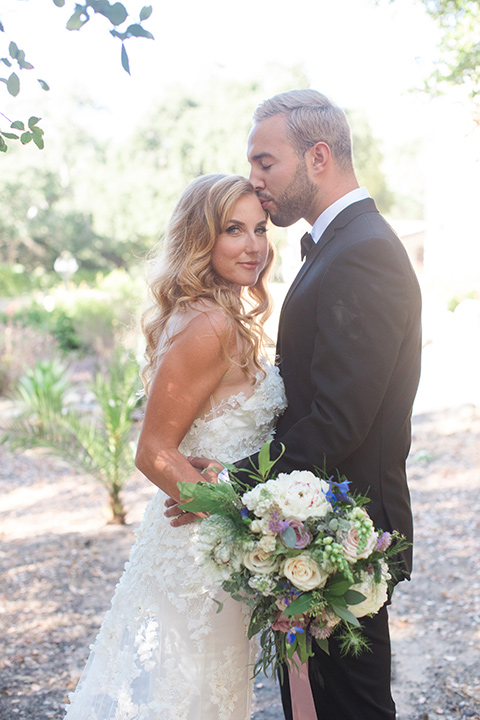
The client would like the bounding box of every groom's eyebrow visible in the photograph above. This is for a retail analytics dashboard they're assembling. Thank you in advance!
[249,151,274,162]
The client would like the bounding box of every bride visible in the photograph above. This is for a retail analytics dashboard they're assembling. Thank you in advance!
[64,174,287,720]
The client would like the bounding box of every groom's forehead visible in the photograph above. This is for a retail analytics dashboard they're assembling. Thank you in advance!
[247,115,292,161]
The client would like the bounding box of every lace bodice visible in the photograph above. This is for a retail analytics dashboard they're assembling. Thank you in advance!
[179,362,287,463]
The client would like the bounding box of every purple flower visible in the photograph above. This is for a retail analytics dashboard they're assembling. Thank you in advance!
[269,512,289,534]
[376,532,392,552]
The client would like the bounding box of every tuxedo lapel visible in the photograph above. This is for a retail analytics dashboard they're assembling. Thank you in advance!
[279,198,378,319]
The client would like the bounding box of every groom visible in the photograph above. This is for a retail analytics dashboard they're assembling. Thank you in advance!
[170,89,422,719]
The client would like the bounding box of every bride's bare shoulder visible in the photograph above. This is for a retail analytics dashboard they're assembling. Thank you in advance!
[167,300,234,344]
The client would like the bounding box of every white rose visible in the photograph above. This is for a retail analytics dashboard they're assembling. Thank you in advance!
[259,533,277,553]
[347,562,390,617]
[243,547,280,574]
[342,527,378,562]
[283,554,329,592]
[275,471,330,521]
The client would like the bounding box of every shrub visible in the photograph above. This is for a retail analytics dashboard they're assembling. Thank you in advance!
[0,322,63,396]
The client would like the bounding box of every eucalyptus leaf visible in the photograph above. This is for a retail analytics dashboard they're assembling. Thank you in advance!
[281,526,297,549]
[28,116,41,129]
[0,137,7,153]
[11,120,25,131]
[38,79,50,91]
[1,132,19,140]
[7,72,20,97]
[98,2,128,26]
[0,21,4,32]
[140,5,153,20]
[9,42,19,59]
[121,44,130,74]
[126,23,154,39]
[33,135,44,149]
[1,57,12,67]
[20,132,33,145]
[66,8,89,30]
[53,0,66,5]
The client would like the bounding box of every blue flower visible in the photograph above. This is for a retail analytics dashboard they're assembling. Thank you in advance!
[286,627,305,644]
[325,476,352,505]
[240,507,249,519]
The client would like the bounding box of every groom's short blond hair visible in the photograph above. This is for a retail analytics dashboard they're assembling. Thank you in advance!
[253,89,353,172]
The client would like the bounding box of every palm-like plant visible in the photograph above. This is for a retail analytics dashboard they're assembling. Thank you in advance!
[4,352,143,524]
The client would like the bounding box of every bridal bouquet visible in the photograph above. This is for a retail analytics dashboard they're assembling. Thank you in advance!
[178,443,407,677]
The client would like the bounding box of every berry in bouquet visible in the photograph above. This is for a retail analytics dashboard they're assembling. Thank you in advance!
[178,442,409,678]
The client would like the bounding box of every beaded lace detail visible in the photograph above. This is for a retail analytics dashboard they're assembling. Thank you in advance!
[64,363,286,720]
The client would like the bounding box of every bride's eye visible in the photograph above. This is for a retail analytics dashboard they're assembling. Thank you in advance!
[226,225,241,235]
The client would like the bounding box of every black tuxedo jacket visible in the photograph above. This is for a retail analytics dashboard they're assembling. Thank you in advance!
[240,198,422,579]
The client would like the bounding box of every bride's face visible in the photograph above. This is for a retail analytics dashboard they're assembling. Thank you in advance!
[211,194,268,292]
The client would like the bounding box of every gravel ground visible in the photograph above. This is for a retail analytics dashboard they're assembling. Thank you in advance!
[1,403,479,720]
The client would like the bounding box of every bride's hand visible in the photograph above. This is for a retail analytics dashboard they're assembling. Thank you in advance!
[164,497,199,526]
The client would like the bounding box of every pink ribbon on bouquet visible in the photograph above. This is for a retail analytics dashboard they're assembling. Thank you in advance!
[288,660,317,720]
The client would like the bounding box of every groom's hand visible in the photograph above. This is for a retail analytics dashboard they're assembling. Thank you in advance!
[189,456,224,483]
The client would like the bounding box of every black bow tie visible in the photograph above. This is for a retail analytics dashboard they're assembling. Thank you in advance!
[300,232,315,260]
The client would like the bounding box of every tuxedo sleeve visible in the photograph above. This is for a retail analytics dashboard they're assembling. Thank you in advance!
[235,233,421,478]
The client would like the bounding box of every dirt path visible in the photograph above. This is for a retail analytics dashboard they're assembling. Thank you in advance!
[1,404,479,720]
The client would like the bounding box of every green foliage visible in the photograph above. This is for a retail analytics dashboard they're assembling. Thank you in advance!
[0,1,153,151]
[14,358,70,435]
[3,301,80,352]
[4,351,142,523]
[347,109,394,215]
[420,0,480,118]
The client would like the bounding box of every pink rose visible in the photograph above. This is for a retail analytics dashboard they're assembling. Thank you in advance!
[283,518,312,549]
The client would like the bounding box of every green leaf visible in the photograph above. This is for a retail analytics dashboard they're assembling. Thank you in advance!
[9,42,19,59]
[330,604,361,627]
[314,637,330,655]
[38,79,50,91]
[1,132,19,140]
[20,132,33,145]
[53,0,66,5]
[0,136,7,153]
[98,2,128,26]
[121,44,130,73]
[0,21,4,33]
[284,592,314,617]
[125,23,154,39]
[7,72,20,97]
[1,57,12,67]
[324,579,351,597]
[140,5,152,21]
[11,120,25,130]
[67,8,89,30]
[28,116,41,129]
[343,590,366,605]
[281,526,297,549]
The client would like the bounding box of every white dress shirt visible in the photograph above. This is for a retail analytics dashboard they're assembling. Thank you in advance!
[310,187,370,244]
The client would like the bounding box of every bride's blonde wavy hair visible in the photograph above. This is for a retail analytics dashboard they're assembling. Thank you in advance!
[141,174,275,395]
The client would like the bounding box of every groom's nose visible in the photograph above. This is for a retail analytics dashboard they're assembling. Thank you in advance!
[248,166,265,192]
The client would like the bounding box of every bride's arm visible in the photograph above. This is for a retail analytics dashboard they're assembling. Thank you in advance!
[135,309,232,501]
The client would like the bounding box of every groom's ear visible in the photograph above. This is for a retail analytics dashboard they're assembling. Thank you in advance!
[305,141,331,177]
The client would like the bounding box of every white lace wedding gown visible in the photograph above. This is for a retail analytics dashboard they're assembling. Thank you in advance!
[64,363,286,720]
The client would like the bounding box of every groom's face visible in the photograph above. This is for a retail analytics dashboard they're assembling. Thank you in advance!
[247,113,317,227]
